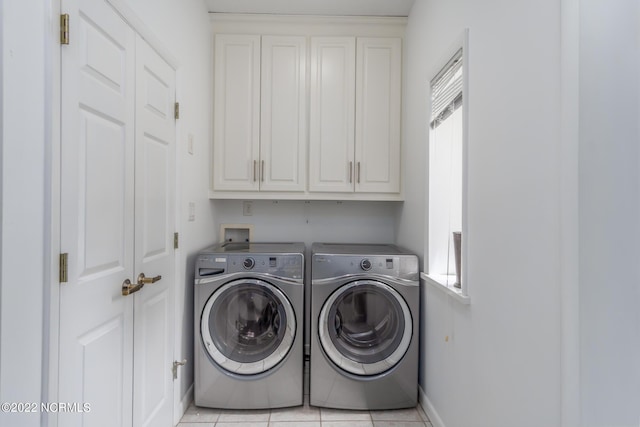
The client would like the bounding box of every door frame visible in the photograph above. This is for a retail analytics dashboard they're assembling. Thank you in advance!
[46,1,181,426]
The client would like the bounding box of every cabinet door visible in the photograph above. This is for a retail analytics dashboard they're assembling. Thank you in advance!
[260,36,307,192]
[355,37,402,193]
[309,37,356,193]
[213,34,261,191]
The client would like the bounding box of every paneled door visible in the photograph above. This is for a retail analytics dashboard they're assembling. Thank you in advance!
[309,37,356,192]
[212,34,261,191]
[59,0,135,424]
[212,34,307,192]
[355,38,402,193]
[133,35,176,427]
[59,0,175,426]
[260,35,307,192]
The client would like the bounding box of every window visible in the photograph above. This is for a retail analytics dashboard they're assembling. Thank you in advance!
[427,36,468,300]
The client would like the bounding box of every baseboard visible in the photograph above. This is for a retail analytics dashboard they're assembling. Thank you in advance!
[174,383,194,426]
[418,385,446,427]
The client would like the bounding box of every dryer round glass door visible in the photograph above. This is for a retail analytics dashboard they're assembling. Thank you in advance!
[201,278,296,375]
[318,280,412,376]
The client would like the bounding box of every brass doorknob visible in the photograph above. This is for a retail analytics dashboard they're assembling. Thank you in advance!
[122,278,143,296]
[137,273,162,285]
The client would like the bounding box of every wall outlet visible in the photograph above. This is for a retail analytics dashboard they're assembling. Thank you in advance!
[243,201,253,216]
[188,202,195,222]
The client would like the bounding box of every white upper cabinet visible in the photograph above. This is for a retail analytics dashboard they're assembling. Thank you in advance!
[213,34,306,192]
[309,37,356,193]
[213,34,261,191]
[260,36,307,192]
[309,36,402,194]
[355,37,402,193]
[210,14,406,200]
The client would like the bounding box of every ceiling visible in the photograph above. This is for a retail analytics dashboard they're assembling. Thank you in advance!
[205,0,416,17]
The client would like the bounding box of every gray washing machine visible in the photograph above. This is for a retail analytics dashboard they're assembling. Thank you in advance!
[310,243,419,410]
[195,242,304,409]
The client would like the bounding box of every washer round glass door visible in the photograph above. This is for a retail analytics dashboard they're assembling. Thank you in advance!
[201,278,296,375]
[318,280,412,376]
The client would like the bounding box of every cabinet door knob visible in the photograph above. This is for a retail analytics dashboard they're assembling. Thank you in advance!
[349,161,353,183]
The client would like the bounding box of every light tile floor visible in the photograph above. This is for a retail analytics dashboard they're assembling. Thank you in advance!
[179,362,432,427]
[177,399,433,427]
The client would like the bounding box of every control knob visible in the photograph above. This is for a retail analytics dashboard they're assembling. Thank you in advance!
[360,259,372,271]
[243,257,255,270]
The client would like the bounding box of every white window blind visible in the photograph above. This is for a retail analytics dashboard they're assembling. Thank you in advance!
[430,49,463,128]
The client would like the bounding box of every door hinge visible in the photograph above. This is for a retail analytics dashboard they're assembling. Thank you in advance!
[59,253,69,283]
[174,102,180,120]
[174,232,179,249]
[60,14,70,45]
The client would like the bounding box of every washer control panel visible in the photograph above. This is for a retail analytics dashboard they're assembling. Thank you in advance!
[196,253,303,280]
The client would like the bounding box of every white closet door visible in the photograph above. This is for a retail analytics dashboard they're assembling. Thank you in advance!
[309,37,356,193]
[133,35,176,427]
[213,34,261,191]
[260,35,307,192]
[355,37,402,193]
[59,0,135,425]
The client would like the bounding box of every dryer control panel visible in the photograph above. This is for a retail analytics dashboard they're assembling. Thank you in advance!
[312,254,419,281]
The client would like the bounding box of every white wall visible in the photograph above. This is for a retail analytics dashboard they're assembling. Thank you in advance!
[579,1,640,425]
[0,1,48,426]
[213,200,397,245]
[399,0,563,425]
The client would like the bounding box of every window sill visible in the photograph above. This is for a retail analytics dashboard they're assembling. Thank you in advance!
[421,272,471,305]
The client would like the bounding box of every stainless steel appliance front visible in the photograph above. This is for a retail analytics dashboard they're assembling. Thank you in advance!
[194,242,304,409]
[310,242,420,410]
